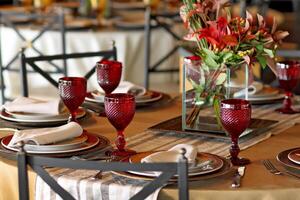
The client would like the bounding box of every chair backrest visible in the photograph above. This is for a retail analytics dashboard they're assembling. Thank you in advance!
[143,6,189,89]
[17,144,189,200]
[20,42,117,97]
[0,8,66,103]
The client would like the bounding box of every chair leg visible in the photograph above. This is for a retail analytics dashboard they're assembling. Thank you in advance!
[17,143,29,200]
[144,6,151,89]
[20,50,29,97]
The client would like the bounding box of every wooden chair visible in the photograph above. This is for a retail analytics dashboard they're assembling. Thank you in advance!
[17,143,189,200]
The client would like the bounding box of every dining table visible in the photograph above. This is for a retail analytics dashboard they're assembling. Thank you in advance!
[0,94,300,200]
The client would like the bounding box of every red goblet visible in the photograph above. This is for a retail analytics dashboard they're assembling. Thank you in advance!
[104,93,136,157]
[275,60,300,114]
[96,59,122,95]
[220,99,251,166]
[59,77,87,123]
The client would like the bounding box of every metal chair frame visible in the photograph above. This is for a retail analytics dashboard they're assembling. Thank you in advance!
[17,145,189,200]
[144,6,185,89]
[20,43,117,97]
[0,9,67,103]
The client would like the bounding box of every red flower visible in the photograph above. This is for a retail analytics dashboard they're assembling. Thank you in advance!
[198,17,238,49]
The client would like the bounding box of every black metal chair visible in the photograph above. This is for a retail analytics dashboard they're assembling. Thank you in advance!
[0,8,66,103]
[17,144,189,200]
[20,42,117,97]
[144,6,191,89]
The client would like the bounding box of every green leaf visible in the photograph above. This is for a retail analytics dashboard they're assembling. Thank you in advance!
[221,52,233,63]
[263,48,274,58]
[202,48,219,60]
[256,44,264,52]
[257,56,267,68]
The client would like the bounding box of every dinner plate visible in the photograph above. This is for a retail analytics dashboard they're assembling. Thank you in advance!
[277,148,300,171]
[127,152,224,177]
[288,149,300,165]
[0,128,89,152]
[85,90,163,104]
[0,108,86,123]
[112,155,232,182]
[1,132,99,154]
[248,94,285,104]
[5,106,69,120]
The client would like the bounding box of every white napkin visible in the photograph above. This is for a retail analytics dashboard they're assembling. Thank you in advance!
[3,97,61,115]
[97,81,146,96]
[8,122,83,147]
[141,144,197,163]
[233,81,264,98]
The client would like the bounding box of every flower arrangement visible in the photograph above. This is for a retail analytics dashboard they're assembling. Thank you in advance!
[180,0,289,128]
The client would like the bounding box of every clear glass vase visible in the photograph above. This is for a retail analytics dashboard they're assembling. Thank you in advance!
[182,56,250,132]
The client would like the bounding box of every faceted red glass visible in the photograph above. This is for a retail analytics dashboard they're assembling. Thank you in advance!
[96,60,122,95]
[104,93,136,157]
[276,60,300,114]
[221,99,251,166]
[59,77,87,122]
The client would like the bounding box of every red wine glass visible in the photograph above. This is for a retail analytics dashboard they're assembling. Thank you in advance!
[96,59,122,95]
[275,60,300,114]
[220,99,251,166]
[59,77,87,123]
[104,93,136,157]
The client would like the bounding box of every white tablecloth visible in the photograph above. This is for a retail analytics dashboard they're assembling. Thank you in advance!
[1,25,181,99]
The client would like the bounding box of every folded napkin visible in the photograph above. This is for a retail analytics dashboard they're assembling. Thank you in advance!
[8,122,83,147]
[3,97,61,115]
[233,81,264,98]
[97,81,146,96]
[141,144,197,163]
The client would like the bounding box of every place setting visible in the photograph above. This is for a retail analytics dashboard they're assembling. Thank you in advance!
[113,144,233,182]
[0,76,112,159]
[84,59,166,109]
[0,77,92,127]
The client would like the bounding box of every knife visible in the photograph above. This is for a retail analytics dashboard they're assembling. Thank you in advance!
[231,166,245,188]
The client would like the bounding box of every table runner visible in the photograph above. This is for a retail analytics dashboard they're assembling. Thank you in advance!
[35,103,300,200]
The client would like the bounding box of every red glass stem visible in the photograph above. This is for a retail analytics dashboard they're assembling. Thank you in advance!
[230,137,240,163]
[115,130,126,152]
[283,91,293,110]
[69,111,77,123]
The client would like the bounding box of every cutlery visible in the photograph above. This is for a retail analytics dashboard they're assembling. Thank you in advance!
[71,149,112,160]
[231,166,245,188]
[263,159,300,179]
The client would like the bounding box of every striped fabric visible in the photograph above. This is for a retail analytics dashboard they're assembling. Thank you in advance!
[35,103,300,200]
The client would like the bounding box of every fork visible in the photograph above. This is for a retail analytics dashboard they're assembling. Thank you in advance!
[263,159,300,179]
[262,160,282,175]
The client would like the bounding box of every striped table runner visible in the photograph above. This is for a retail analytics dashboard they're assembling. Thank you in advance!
[35,103,300,200]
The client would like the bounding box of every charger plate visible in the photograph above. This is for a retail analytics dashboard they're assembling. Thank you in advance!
[277,148,300,173]
[0,108,86,123]
[112,153,232,182]
[1,132,99,154]
[85,90,163,104]
[127,152,223,177]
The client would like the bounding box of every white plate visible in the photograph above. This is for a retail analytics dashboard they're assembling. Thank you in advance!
[0,108,86,123]
[128,152,224,177]
[288,149,300,165]
[1,133,99,154]
[5,106,69,120]
[85,90,163,104]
